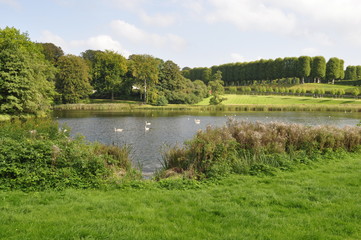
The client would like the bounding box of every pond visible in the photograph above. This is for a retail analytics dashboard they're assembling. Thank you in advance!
[54,110,361,174]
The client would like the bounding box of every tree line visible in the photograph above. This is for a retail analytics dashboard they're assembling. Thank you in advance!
[0,27,358,116]
[1,27,218,116]
[344,65,361,80]
[183,56,349,85]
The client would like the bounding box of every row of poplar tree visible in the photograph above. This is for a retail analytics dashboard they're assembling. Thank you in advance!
[183,56,350,85]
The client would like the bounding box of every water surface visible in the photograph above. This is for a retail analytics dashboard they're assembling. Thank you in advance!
[54,110,361,174]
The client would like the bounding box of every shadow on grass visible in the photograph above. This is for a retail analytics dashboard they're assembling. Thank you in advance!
[318,100,331,103]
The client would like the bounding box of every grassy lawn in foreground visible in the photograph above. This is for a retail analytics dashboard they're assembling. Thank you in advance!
[197,94,361,105]
[1,152,361,239]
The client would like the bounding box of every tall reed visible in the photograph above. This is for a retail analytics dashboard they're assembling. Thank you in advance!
[160,119,361,178]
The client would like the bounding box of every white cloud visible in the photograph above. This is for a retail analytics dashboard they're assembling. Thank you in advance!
[70,35,130,57]
[301,47,320,56]
[108,0,145,10]
[206,0,296,34]
[230,53,245,62]
[39,31,130,57]
[110,20,146,42]
[111,20,186,51]
[0,0,20,9]
[39,30,67,48]
[263,0,361,46]
[345,30,361,47]
[139,11,176,27]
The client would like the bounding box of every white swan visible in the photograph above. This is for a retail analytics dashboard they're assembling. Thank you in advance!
[145,125,150,131]
[114,128,123,132]
[194,119,201,124]
[145,121,151,126]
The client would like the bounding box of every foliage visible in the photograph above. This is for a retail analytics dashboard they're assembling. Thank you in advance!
[344,65,361,80]
[128,54,159,103]
[161,120,361,178]
[37,42,64,64]
[0,119,137,191]
[208,71,224,105]
[1,154,361,239]
[297,56,311,83]
[184,55,337,86]
[156,60,208,104]
[311,56,326,83]
[0,27,55,115]
[55,55,93,103]
[91,50,128,100]
[326,57,342,83]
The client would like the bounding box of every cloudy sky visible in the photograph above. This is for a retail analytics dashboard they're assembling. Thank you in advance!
[1,0,361,68]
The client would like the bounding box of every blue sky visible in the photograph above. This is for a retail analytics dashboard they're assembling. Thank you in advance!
[1,0,361,68]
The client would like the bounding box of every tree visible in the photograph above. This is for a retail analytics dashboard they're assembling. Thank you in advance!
[345,66,357,80]
[0,27,55,115]
[128,54,159,103]
[92,50,127,100]
[339,59,345,80]
[297,56,311,84]
[56,55,92,103]
[356,66,361,80]
[37,42,64,64]
[311,56,326,83]
[209,70,224,105]
[326,57,341,84]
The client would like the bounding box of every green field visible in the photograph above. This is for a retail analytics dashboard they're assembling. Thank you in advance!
[1,152,361,239]
[289,83,358,91]
[197,94,361,105]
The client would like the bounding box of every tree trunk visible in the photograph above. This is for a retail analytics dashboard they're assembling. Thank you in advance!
[111,90,114,101]
[301,77,305,84]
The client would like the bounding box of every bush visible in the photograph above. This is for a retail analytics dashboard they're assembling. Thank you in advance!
[155,95,168,106]
[0,119,137,191]
[160,119,361,179]
[228,86,237,94]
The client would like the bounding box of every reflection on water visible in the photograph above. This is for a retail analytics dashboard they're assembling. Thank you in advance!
[54,110,361,173]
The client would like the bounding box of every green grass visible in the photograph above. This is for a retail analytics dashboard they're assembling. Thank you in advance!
[197,94,361,105]
[289,83,358,91]
[1,152,361,239]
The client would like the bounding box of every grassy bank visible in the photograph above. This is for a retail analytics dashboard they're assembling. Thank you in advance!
[197,94,361,105]
[1,152,361,239]
[0,119,140,191]
[53,94,361,112]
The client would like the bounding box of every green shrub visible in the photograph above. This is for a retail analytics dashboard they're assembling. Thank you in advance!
[0,119,137,191]
[160,119,361,179]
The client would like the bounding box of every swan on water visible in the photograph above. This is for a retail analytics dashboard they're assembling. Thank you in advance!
[145,121,151,126]
[114,128,123,132]
[194,119,201,124]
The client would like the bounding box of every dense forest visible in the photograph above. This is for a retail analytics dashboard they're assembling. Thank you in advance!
[0,27,359,116]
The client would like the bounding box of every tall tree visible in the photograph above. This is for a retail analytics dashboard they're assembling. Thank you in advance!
[56,55,92,103]
[37,42,64,64]
[0,27,55,115]
[326,57,341,84]
[297,56,311,84]
[209,70,224,105]
[356,66,361,80]
[311,56,326,83]
[92,50,127,100]
[345,66,357,80]
[128,54,159,103]
[339,59,345,80]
